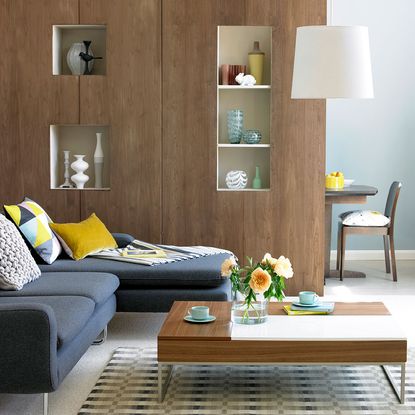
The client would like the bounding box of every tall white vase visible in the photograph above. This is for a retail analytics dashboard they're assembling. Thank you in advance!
[71,155,89,189]
[94,133,104,188]
[67,42,94,75]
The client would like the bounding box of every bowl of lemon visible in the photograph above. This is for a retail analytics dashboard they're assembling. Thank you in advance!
[325,171,345,189]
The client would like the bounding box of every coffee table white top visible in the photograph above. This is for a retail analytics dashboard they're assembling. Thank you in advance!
[231,315,407,341]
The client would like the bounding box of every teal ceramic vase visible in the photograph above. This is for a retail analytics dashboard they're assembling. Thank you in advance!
[253,166,262,189]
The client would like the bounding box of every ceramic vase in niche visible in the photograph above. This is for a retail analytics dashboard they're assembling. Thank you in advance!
[248,41,265,85]
[71,155,89,189]
[59,150,74,188]
[253,166,262,189]
[227,110,244,144]
[225,170,248,189]
[94,133,104,188]
[67,41,94,75]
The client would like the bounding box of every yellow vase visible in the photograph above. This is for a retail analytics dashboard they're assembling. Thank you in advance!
[248,41,265,85]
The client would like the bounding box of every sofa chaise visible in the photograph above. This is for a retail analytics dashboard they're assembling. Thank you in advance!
[0,233,231,414]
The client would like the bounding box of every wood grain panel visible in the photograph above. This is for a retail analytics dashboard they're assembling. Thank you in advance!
[162,0,245,254]
[243,0,326,295]
[158,301,232,340]
[79,0,162,241]
[0,0,80,221]
[158,339,407,364]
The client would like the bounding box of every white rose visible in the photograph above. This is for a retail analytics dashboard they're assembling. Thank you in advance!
[273,256,294,279]
[221,256,237,277]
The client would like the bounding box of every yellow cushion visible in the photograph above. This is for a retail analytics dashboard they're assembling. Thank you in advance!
[50,213,117,260]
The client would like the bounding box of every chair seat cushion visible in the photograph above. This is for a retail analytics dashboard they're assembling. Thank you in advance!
[39,254,231,288]
[0,296,95,348]
[0,272,119,305]
[339,210,390,227]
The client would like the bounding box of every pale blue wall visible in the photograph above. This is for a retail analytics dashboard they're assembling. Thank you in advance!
[327,0,415,250]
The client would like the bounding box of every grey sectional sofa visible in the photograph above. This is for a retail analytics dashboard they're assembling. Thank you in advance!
[0,233,231,414]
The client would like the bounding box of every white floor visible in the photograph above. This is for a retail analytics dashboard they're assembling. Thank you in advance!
[1,260,414,415]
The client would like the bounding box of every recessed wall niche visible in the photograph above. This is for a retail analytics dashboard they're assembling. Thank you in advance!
[50,125,110,190]
[52,25,106,75]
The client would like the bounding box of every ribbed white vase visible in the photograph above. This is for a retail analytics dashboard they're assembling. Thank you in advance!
[71,155,89,189]
[94,133,104,188]
[66,42,94,75]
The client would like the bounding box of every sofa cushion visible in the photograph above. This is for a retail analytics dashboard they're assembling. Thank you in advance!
[0,296,95,348]
[0,214,41,290]
[50,213,117,260]
[0,272,119,305]
[39,254,231,288]
[4,198,62,264]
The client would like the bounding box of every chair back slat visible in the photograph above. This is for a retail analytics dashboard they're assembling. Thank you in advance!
[384,181,402,222]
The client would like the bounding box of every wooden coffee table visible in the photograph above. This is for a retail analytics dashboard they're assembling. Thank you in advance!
[157,301,407,403]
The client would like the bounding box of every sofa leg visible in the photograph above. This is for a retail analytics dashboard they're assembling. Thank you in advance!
[93,325,107,345]
[43,393,48,415]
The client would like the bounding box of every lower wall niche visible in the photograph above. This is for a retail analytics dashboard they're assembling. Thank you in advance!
[50,125,110,190]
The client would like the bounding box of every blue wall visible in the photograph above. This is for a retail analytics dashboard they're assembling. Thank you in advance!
[327,0,415,249]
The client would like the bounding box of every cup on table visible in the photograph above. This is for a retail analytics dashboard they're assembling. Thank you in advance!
[188,306,210,320]
[299,291,319,305]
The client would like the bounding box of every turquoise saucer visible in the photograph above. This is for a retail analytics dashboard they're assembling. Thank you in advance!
[291,301,321,308]
[184,315,216,324]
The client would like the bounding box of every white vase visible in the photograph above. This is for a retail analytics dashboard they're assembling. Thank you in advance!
[94,133,104,188]
[66,42,94,75]
[71,155,89,189]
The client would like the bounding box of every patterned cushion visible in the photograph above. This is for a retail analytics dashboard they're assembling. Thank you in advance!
[0,214,41,290]
[340,210,390,227]
[4,198,62,264]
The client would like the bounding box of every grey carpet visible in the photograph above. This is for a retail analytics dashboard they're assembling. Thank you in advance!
[79,347,415,414]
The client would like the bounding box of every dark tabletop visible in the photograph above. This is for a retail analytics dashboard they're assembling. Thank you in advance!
[325,185,378,197]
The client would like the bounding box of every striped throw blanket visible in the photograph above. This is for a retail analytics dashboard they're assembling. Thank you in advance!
[91,239,234,266]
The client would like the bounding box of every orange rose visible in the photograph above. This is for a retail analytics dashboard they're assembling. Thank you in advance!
[249,267,272,294]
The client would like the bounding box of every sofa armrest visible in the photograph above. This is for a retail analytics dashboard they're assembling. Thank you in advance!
[0,303,59,393]
[112,233,135,248]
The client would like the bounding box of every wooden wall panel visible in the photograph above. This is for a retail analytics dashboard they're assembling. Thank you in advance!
[243,0,326,294]
[79,0,162,241]
[162,0,245,256]
[0,0,80,222]
[163,0,326,293]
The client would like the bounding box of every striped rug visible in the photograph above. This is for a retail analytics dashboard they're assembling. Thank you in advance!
[79,347,415,414]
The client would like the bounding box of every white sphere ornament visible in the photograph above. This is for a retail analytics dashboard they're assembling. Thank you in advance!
[71,155,89,189]
[225,170,248,189]
[67,42,94,75]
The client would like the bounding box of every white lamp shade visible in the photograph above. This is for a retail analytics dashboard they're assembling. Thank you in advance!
[291,26,374,99]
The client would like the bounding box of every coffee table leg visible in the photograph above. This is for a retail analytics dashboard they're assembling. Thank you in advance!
[158,363,173,403]
[382,363,405,404]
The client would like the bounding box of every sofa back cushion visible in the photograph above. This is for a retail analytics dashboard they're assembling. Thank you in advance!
[0,214,41,290]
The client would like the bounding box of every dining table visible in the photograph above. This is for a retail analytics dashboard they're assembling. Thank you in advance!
[325,185,378,279]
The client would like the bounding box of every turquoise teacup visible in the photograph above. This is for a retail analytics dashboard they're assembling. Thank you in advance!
[299,291,319,305]
[188,306,209,320]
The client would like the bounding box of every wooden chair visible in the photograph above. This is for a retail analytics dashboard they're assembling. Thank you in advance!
[336,182,402,281]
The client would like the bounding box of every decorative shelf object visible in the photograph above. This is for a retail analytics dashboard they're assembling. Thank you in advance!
[217,26,272,191]
[50,125,110,190]
[52,25,106,75]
